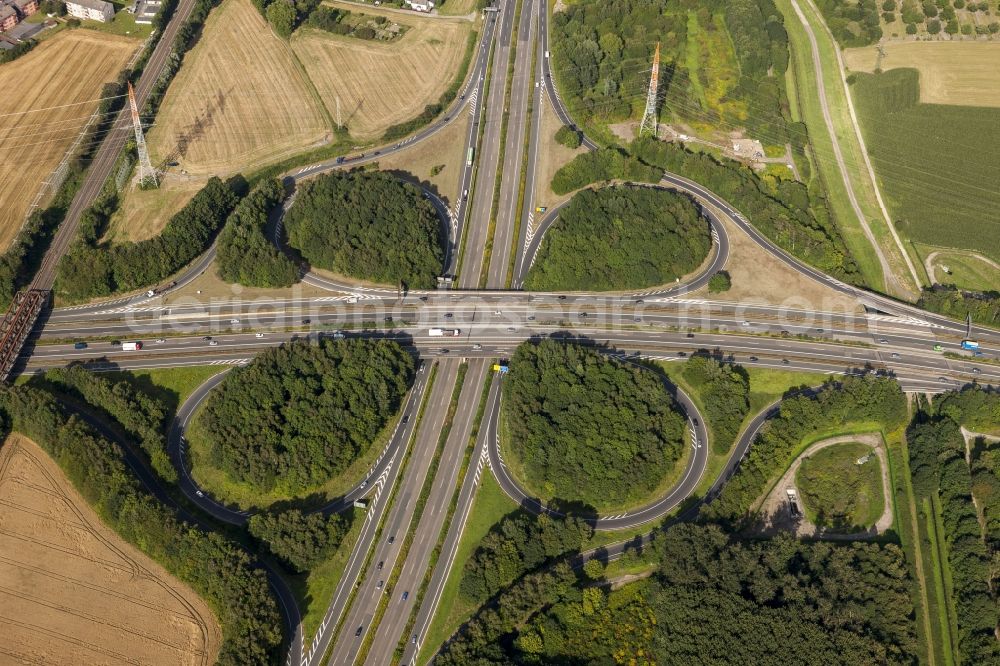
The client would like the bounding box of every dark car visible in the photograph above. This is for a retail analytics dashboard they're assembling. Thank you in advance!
[401,591,409,601]
[388,536,395,545]
[686,333,695,338]
[782,359,790,365]
[74,342,88,350]
[385,316,393,323]
[202,336,212,341]
[749,356,758,362]
[677,351,687,357]
[355,626,363,638]
[378,560,384,570]
[402,414,410,424]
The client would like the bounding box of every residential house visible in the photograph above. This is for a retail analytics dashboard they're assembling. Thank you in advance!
[64,0,114,22]
[404,0,434,11]
[0,5,18,32]
[12,0,37,18]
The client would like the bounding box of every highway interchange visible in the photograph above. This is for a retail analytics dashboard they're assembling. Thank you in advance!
[10,0,1000,664]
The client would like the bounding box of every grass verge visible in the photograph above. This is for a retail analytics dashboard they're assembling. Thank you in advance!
[414,471,518,664]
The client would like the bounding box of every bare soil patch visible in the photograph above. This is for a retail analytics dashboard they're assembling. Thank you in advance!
[536,94,585,209]
[0,434,221,665]
[689,201,862,313]
[0,29,138,251]
[843,41,1000,108]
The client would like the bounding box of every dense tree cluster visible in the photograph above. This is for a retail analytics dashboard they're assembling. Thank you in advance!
[907,411,999,663]
[704,374,906,524]
[284,171,444,289]
[936,384,1000,434]
[198,339,414,493]
[816,0,883,47]
[216,179,298,288]
[550,0,790,141]
[0,39,35,64]
[550,147,661,194]
[441,523,918,665]
[459,513,592,603]
[42,366,174,483]
[682,355,750,454]
[632,136,863,284]
[917,284,999,327]
[0,201,63,309]
[248,508,350,573]
[553,124,582,149]
[707,269,732,292]
[503,340,686,509]
[56,177,242,301]
[971,440,1000,551]
[525,185,711,291]
[0,385,283,665]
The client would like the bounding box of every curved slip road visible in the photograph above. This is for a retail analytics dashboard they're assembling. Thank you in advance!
[485,361,710,531]
[516,181,730,294]
[167,359,432,526]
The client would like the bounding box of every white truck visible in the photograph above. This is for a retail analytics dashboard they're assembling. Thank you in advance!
[121,341,143,351]
[428,328,461,337]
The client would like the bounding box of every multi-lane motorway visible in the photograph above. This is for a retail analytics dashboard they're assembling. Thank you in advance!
[11,1,999,664]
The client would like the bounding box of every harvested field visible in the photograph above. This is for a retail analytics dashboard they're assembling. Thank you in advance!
[843,41,1000,108]
[147,0,329,176]
[0,29,138,251]
[0,434,221,665]
[292,1,473,139]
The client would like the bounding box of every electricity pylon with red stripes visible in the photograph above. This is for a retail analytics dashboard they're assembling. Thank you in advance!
[639,42,661,137]
[128,82,157,188]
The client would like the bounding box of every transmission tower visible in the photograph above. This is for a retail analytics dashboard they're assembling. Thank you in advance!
[128,82,157,188]
[639,42,661,137]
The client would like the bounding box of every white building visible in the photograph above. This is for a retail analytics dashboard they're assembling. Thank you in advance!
[64,0,114,22]
[404,0,434,11]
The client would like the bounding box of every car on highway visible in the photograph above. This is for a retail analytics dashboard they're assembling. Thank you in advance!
[578,312,588,317]
[385,316,393,323]
[686,333,695,338]
[444,313,453,318]
[633,316,641,322]
[972,367,981,374]
[473,344,482,350]
[412,634,417,644]
[388,535,395,545]
[506,327,516,332]
[377,561,384,571]
[208,340,219,346]
[111,340,121,346]
[402,414,410,424]
[879,338,889,344]
[440,349,450,354]
[195,490,204,497]
[677,351,687,357]
[741,321,750,327]
[355,626,363,638]
[635,299,644,304]
[401,591,409,601]
[156,338,165,343]
[527,315,535,321]
[255,332,265,338]
[782,359,790,365]
[202,336,211,341]
[938,376,950,383]
[890,352,901,359]
[377,580,384,590]
[74,342,87,349]
[229,318,239,324]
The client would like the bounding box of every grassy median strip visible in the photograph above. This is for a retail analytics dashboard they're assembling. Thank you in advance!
[318,362,439,666]
[392,366,494,663]
[478,0,523,289]
[505,32,537,289]
[455,25,497,283]
[353,362,468,664]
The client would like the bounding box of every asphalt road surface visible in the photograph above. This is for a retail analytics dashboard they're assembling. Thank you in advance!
[365,359,490,665]
[321,361,461,666]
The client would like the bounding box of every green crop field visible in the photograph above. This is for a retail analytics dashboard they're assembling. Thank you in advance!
[850,69,1000,263]
[795,441,885,531]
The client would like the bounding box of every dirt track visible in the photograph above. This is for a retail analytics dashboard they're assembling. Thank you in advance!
[0,435,220,665]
